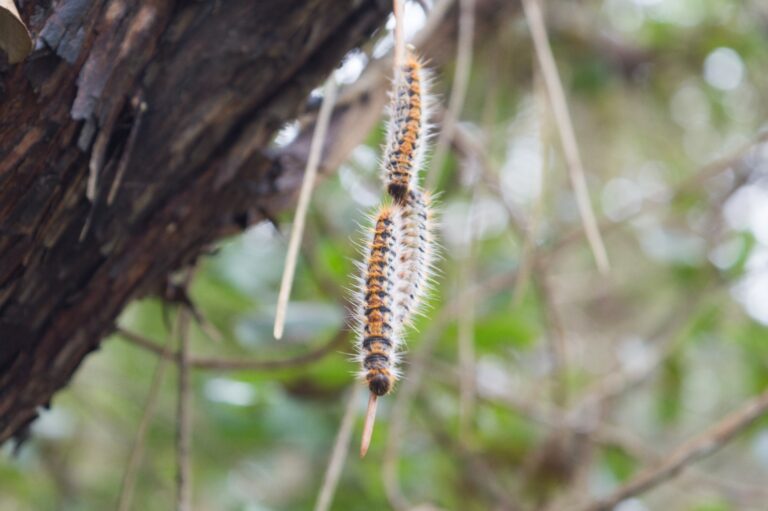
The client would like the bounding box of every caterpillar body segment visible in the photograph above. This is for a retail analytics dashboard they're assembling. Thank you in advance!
[356,205,403,397]
[383,50,431,203]
[393,189,436,328]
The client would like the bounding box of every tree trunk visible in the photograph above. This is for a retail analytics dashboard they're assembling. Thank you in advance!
[0,0,388,443]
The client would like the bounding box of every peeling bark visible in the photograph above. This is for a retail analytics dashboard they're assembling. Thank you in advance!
[0,0,388,443]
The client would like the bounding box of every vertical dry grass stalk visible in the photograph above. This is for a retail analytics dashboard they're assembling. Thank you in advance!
[175,309,192,511]
[520,0,610,273]
[314,386,362,511]
[426,0,475,188]
[457,195,477,438]
[115,322,177,511]
[273,77,339,340]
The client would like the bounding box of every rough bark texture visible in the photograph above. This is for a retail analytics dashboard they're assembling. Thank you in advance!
[0,0,388,443]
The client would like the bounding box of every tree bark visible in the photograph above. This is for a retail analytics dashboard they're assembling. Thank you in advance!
[0,0,388,443]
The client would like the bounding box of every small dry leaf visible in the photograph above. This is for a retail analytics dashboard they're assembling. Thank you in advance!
[0,0,32,64]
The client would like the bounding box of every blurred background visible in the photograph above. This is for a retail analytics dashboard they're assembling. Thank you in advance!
[3,0,768,509]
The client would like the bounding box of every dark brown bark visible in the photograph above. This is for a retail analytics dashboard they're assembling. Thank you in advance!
[0,0,388,443]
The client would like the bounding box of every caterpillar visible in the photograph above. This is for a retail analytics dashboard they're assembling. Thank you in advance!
[383,49,430,203]
[356,205,403,398]
[355,204,403,457]
[393,189,435,328]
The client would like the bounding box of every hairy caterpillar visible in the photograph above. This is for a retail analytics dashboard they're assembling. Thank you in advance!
[393,189,435,328]
[383,49,430,203]
[356,205,403,397]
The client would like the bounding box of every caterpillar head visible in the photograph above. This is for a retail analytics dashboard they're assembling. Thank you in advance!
[367,370,392,396]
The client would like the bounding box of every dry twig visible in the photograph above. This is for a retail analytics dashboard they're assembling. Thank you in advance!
[457,195,477,438]
[274,76,338,339]
[520,0,610,273]
[314,386,362,511]
[427,0,476,188]
[115,316,177,511]
[116,326,348,371]
[176,308,192,511]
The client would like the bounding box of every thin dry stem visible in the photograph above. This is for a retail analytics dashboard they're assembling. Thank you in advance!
[427,0,475,189]
[115,318,177,511]
[360,393,378,458]
[393,0,405,68]
[117,325,347,371]
[175,309,192,511]
[273,76,338,339]
[314,385,362,511]
[532,267,568,406]
[457,286,476,438]
[521,0,610,273]
[108,97,147,205]
[185,303,224,344]
[457,195,477,438]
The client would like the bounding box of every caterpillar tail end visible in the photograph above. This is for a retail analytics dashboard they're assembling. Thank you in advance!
[360,393,379,458]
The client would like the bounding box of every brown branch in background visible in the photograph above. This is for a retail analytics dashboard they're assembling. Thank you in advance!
[175,308,193,511]
[186,306,225,345]
[427,0,476,188]
[274,77,339,340]
[593,423,768,509]
[313,385,362,511]
[115,319,177,511]
[576,387,768,511]
[116,326,348,371]
[520,0,610,273]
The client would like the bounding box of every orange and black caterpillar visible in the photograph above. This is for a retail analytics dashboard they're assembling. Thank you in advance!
[357,205,402,396]
[383,49,430,203]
